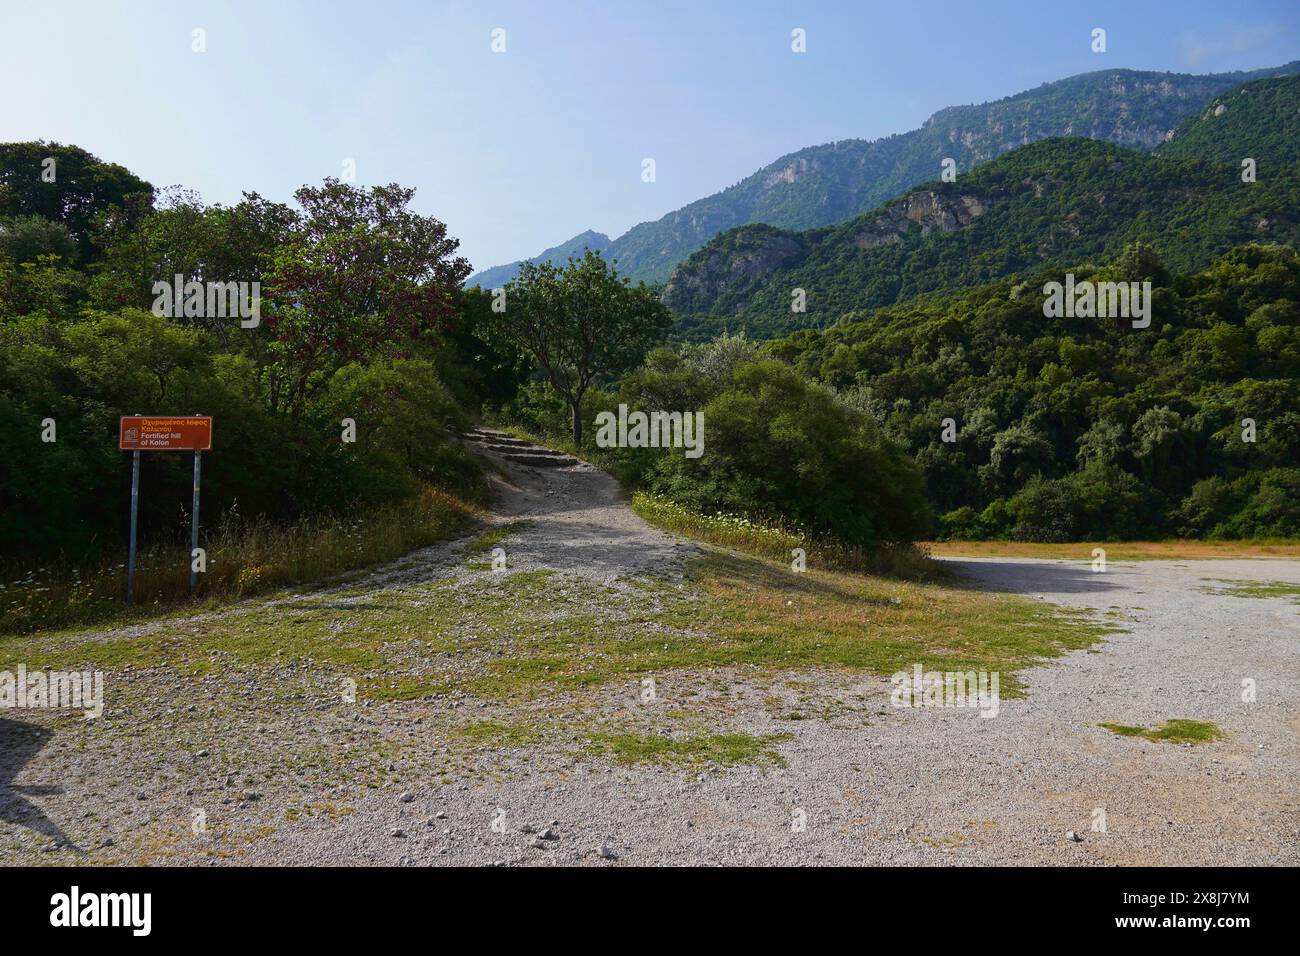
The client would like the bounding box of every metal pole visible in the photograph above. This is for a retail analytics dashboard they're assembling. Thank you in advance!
[127,449,140,604]
[190,450,201,593]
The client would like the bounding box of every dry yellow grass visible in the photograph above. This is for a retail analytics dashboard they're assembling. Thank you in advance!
[922,539,1300,561]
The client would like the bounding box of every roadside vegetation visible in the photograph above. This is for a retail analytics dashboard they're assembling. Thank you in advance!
[1,142,523,635]
[0,487,480,635]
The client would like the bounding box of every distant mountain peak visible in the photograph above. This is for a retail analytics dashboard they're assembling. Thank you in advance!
[467,229,611,289]
[481,60,1300,290]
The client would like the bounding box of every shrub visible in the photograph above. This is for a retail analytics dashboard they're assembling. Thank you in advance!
[645,360,930,547]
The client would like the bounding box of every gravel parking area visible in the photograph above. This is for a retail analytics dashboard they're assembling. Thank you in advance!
[3,442,1297,866]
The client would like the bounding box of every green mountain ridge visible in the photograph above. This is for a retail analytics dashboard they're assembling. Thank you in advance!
[664,74,1300,341]
[469,61,1299,288]
[1158,73,1300,168]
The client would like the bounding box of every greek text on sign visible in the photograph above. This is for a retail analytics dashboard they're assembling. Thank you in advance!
[119,416,213,451]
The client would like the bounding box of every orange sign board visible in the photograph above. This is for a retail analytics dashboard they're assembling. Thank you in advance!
[119,416,213,451]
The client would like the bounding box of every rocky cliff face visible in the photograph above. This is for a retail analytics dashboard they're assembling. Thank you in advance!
[661,227,809,314]
[850,191,994,249]
[662,188,999,314]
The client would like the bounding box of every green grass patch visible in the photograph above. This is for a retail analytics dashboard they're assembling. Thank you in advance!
[3,541,1117,707]
[585,732,790,769]
[1199,579,1300,602]
[462,521,528,556]
[1099,719,1226,744]
[454,719,543,748]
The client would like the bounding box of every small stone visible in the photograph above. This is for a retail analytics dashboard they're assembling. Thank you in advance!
[391,828,405,838]
[435,811,447,819]
[399,792,415,803]
[195,749,209,758]
[539,827,557,840]
[1067,831,1083,843]
[597,843,618,860]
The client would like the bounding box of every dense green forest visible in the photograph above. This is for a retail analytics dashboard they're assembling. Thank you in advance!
[761,242,1300,540]
[666,139,1300,337]
[1158,73,1300,167]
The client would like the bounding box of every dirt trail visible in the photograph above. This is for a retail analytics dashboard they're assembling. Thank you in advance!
[2,437,1297,866]
[459,427,697,584]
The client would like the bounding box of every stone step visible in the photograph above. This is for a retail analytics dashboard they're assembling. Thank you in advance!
[481,442,564,455]
[479,438,536,449]
[502,452,578,468]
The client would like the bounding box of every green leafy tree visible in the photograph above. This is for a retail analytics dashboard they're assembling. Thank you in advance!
[0,141,152,262]
[262,180,470,417]
[497,250,672,445]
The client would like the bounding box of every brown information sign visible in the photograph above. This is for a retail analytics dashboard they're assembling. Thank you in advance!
[119,416,213,451]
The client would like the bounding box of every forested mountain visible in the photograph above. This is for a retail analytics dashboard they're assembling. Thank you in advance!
[1158,73,1300,168]
[760,242,1300,541]
[663,73,1300,340]
[470,61,1298,287]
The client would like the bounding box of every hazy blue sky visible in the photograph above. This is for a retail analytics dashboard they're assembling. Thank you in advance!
[2,1,1297,271]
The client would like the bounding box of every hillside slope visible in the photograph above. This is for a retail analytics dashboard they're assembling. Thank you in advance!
[760,241,1300,540]
[1158,73,1300,169]
[664,123,1300,339]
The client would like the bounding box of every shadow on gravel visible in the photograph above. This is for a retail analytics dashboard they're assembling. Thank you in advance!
[943,559,1127,595]
[0,717,80,851]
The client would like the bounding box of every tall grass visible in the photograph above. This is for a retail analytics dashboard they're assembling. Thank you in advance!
[631,492,943,581]
[0,487,480,636]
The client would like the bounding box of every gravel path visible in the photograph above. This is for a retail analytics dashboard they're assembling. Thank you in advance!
[2,438,1297,866]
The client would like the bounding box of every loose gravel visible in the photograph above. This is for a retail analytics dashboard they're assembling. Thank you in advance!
[2,443,1296,866]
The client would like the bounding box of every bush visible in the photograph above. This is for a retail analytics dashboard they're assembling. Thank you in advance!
[645,360,930,547]
[1006,465,1160,542]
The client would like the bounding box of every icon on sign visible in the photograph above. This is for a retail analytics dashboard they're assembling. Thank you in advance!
[124,427,139,443]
